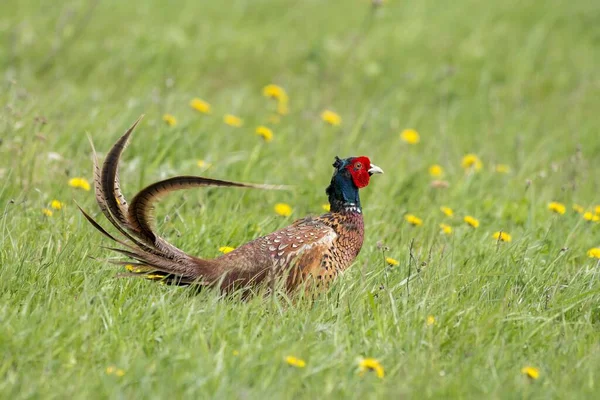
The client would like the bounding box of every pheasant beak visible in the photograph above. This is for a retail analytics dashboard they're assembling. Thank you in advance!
[368,164,384,176]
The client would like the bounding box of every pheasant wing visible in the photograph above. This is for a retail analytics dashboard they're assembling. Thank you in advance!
[259,216,338,288]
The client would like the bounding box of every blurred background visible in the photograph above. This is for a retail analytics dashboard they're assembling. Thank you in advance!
[3,0,599,217]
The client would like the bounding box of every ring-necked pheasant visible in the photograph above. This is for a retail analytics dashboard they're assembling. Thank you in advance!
[80,117,383,292]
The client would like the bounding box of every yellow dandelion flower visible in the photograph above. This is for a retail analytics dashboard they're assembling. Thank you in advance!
[440,206,454,217]
[321,110,341,126]
[464,215,479,228]
[322,204,331,212]
[42,208,53,217]
[50,200,64,210]
[262,84,288,101]
[268,114,281,124]
[404,214,423,226]
[190,98,211,114]
[495,164,511,173]
[219,246,235,254]
[521,366,540,380]
[197,160,212,169]
[548,202,566,215]
[162,114,177,126]
[224,114,243,127]
[400,129,420,144]
[106,366,125,376]
[125,264,152,273]
[232,350,240,356]
[285,356,306,368]
[461,154,483,171]
[385,257,399,266]
[426,315,436,326]
[595,205,600,215]
[573,204,584,214]
[429,164,444,178]
[439,223,452,235]
[274,203,292,217]
[255,126,273,142]
[587,248,600,259]
[583,212,600,222]
[492,231,512,242]
[68,177,91,191]
[358,358,385,379]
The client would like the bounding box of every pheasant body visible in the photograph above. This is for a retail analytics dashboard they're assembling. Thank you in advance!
[81,118,382,293]
[215,209,364,290]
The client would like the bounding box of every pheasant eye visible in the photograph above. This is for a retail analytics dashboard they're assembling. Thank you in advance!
[354,162,362,170]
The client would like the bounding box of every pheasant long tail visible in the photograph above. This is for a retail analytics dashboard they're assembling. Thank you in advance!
[80,116,284,285]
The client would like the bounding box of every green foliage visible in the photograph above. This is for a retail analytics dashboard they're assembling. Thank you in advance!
[1,0,599,398]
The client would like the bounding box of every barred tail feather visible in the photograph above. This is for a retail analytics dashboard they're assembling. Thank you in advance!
[99,117,139,228]
[89,131,156,254]
[81,116,284,286]
[128,176,284,247]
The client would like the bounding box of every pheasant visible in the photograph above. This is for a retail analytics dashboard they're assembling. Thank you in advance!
[80,117,383,292]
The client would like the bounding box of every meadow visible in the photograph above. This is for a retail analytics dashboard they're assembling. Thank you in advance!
[1,0,600,398]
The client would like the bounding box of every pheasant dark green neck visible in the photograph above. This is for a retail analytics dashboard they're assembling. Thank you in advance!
[326,171,361,213]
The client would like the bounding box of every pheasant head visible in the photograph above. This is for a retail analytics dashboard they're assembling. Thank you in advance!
[326,156,383,213]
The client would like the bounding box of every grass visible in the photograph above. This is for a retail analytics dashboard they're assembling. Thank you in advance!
[1,0,600,398]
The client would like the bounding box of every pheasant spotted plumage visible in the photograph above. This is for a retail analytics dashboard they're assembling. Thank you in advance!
[80,117,383,292]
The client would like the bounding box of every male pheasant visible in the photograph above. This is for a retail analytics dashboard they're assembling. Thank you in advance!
[80,118,383,292]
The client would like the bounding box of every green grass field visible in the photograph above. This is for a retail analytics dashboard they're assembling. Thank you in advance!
[2,0,600,398]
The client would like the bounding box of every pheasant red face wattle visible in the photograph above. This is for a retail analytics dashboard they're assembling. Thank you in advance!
[346,156,383,188]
